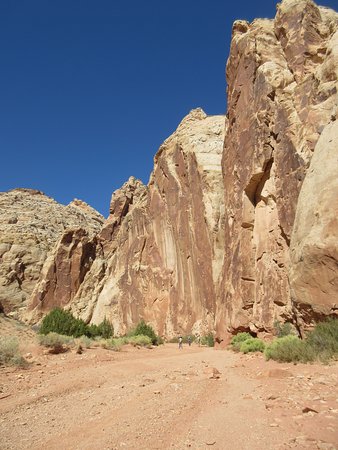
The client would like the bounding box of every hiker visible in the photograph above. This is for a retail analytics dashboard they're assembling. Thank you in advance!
[187,336,191,346]
[178,336,183,349]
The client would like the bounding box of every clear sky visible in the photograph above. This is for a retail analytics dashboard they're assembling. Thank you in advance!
[1,0,336,216]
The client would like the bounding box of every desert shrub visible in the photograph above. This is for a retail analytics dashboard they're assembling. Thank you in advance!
[240,338,265,354]
[130,320,159,345]
[230,332,254,351]
[86,324,100,338]
[0,336,27,367]
[182,335,195,344]
[95,338,109,349]
[86,319,114,338]
[265,319,338,364]
[98,338,125,351]
[274,321,294,338]
[39,308,114,339]
[109,338,124,351]
[157,336,164,345]
[77,335,93,348]
[169,335,194,344]
[306,318,338,360]
[231,332,253,345]
[38,332,74,353]
[39,308,87,337]
[201,333,215,347]
[96,318,114,339]
[265,335,310,363]
[128,335,152,347]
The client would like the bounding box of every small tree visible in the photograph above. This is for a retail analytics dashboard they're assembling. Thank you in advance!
[39,308,114,338]
[86,324,100,338]
[97,318,114,339]
[274,321,293,338]
[133,320,158,345]
[39,308,87,337]
[201,333,215,347]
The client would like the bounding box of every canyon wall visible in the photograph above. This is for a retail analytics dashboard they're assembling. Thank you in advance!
[67,110,226,336]
[216,0,338,338]
[1,0,337,338]
[0,189,103,319]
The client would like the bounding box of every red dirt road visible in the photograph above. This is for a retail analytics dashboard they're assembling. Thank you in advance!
[1,343,338,450]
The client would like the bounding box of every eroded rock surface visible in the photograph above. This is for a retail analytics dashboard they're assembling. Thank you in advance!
[289,120,338,330]
[216,0,338,338]
[2,0,337,338]
[69,109,226,336]
[0,189,103,318]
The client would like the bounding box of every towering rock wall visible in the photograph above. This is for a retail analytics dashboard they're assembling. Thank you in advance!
[0,189,103,318]
[289,120,338,331]
[68,109,225,336]
[216,0,338,337]
[1,0,337,339]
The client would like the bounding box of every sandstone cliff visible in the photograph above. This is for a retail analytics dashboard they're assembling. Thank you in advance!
[289,120,338,331]
[2,0,337,339]
[216,0,338,338]
[68,110,226,336]
[0,189,103,318]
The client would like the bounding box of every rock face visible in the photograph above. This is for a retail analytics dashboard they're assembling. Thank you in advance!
[1,0,337,338]
[215,0,338,338]
[0,189,103,318]
[69,109,226,336]
[289,120,338,330]
[27,229,98,322]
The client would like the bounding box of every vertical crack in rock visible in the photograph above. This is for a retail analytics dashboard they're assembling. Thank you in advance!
[244,158,274,207]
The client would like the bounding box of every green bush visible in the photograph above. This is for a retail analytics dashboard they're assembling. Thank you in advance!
[265,335,310,362]
[306,318,338,359]
[98,338,125,351]
[39,308,88,337]
[182,335,195,344]
[230,332,254,351]
[38,332,74,353]
[0,336,27,367]
[240,338,265,354]
[96,318,114,339]
[86,324,100,338]
[77,335,93,348]
[128,335,152,347]
[130,320,159,345]
[169,335,194,344]
[39,308,114,339]
[201,333,215,347]
[274,321,294,338]
[157,335,165,345]
[229,332,264,354]
[231,332,253,345]
[265,319,338,364]
[109,338,124,351]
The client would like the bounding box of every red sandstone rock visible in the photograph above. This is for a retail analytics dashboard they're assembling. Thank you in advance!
[0,189,103,319]
[215,0,338,338]
[69,110,226,337]
[28,228,97,322]
[1,0,337,339]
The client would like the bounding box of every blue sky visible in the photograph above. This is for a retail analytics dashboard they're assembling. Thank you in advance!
[1,0,336,216]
